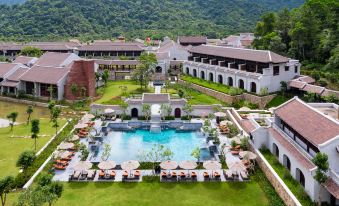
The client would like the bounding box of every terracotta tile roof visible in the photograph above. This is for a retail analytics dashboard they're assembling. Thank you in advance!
[20,66,69,84]
[297,76,315,84]
[94,59,140,66]
[142,94,169,103]
[156,52,170,60]
[240,40,253,47]
[0,80,19,87]
[268,127,316,169]
[322,89,339,98]
[178,36,207,44]
[78,44,144,52]
[13,56,38,65]
[224,35,239,43]
[241,119,257,133]
[35,52,75,67]
[289,80,306,89]
[0,63,18,77]
[303,84,325,95]
[274,98,339,145]
[6,67,28,81]
[323,178,339,199]
[189,45,289,63]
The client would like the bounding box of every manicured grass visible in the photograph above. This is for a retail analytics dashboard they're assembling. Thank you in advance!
[181,75,243,96]
[260,149,315,206]
[95,80,154,105]
[0,118,67,178]
[266,94,292,108]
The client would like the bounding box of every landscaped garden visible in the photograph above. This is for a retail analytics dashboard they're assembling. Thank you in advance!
[260,148,315,206]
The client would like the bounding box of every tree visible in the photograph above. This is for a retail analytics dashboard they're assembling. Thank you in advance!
[16,150,36,170]
[178,89,185,98]
[182,104,193,121]
[51,107,61,135]
[142,104,151,121]
[47,85,55,100]
[132,52,157,89]
[79,143,89,161]
[48,101,56,121]
[31,119,40,150]
[280,81,287,96]
[119,101,128,122]
[0,176,14,206]
[101,144,111,161]
[160,104,172,120]
[19,46,42,57]
[191,147,200,163]
[6,112,18,131]
[70,83,78,98]
[137,144,173,173]
[312,153,329,206]
[164,79,170,93]
[26,105,33,125]
[101,69,110,86]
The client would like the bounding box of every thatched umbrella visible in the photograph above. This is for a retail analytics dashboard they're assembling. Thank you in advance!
[98,161,116,170]
[73,161,92,171]
[58,142,74,150]
[239,151,257,160]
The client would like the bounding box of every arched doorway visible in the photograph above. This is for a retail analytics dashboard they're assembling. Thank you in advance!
[273,143,279,158]
[174,108,181,118]
[131,108,138,118]
[296,168,305,187]
[283,154,291,171]
[250,82,257,93]
[200,71,205,80]
[218,75,223,84]
[186,67,189,74]
[155,66,162,73]
[228,77,233,86]
[209,73,214,82]
[193,69,197,77]
[238,79,245,89]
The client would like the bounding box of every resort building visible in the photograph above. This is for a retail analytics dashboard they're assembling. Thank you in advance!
[94,59,140,81]
[177,36,207,46]
[183,45,301,94]
[0,52,97,100]
[220,33,255,48]
[242,97,339,205]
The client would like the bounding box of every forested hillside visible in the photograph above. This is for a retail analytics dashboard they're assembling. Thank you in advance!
[0,0,24,4]
[0,0,303,41]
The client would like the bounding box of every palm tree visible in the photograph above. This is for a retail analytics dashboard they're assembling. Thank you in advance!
[31,119,40,150]
[26,105,33,125]
[47,101,55,121]
[142,104,151,121]
[51,107,61,135]
[6,112,18,131]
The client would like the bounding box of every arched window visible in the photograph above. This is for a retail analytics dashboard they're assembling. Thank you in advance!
[228,77,233,86]
[193,69,197,77]
[296,168,305,187]
[186,67,189,74]
[174,108,181,118]
[250,82,257,93]
[218,75,223,84]
[238,79,245,89]
[200,71,205,80]
[155,66,162,73]
[209,73,214,82]
[283,154,291,171]
[273,143,279,158]
[131,108,138,118]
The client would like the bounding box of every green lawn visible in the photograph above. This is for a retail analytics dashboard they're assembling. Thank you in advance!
[266,94,292,108]
[260,149,315,206]
[181,75,243,96]
[96,80,154,105]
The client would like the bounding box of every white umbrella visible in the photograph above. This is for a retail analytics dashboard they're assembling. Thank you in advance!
[69,135,79,142]
[214,112,227,117]
[58,142,74,150]
[160,160,178,170]
[239,151,257,160]
[104,108,115,114]
[98,161,116,170]
[84,113,95,119]
[121,160,140,171]
[228,162,247,174]
[73,161,92,171]
[74,123,88,129]
[203,160,221,170]
[179,160,197,170]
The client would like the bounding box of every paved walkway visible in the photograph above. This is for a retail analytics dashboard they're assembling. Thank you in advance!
[154,86,161,94]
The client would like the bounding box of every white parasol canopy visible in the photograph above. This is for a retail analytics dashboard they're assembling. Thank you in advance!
[83,113,95,119]
[69,135,79,142]
[98,161,117,170]
[239,151,257,160]
[214,112,227,117]
[179,160,197,170]
[72,161,93,171]
[121,160,140,171]
[104,108,115,114]
[58,142,74,150]
[74,123,88,129]
[160,160,178,170]
[228,162,247,174]
[203,160,221,170]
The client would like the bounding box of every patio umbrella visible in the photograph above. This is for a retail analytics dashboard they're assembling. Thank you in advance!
[56,151,72,159]
[203,160,221,170]
[84,113,95,119]
[121,160,140,172]
[160,160,178,170]
[214,112,227,117]
[58,142,74,150]
[73,161,92,171]
[104,108,115,114]
[239,151,257,160]
[179,160,197,170]
[98,161,116,170]
[74,123,88,129]
[69,135,79,142]
[228,162,247,174]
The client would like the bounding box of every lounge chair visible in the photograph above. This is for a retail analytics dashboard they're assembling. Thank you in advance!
[87,170,96,180]
[53,163,67,170]
[231,150,239,155]
[191,171,197,180]
[214,171,221,180]
[70,170,81,180]
[99,170,105,179]
[110,170,116,179]
[240,171,249,180]
[224,170,233,181]
[134,170,141,179]
[161,171,168,182]
[122,171,128,179]
[178,171,186,181]
[79,171,88,180]
[55,160,69,166]
[203,172,210,181]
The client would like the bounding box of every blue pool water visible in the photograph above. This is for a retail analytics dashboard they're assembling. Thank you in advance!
[96,129,211,163]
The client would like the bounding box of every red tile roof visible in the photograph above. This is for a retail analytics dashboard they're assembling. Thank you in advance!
[20,66,69,84]
[322,89,339,98]
[241,119,257,133]
[94,59,140,66]
[303,84,325,95]
[323,178,339,199]
[6,67,28,81]
[297,76,315,84]
[289,80,306,89]
[0,80,19,87]
[189,45,289,63]
[35,52,75,67]
[142,94,169,103]
[274,98,339,145]
[268,127,316,169]
[13,56,38,65]
[178,36,207,44]
[78,44,144,52]
[0,63,18,77]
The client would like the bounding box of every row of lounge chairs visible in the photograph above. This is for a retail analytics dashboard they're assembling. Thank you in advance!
[161,171,222,182]
[224,170,249,181]
[69,170,97,180]
[69,170,141,181]
[53,152,76,170]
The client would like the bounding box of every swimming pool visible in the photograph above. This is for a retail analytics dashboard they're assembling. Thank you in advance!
[94,129,212,163]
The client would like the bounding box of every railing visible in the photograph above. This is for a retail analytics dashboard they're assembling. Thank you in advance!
[329,170,339,185]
